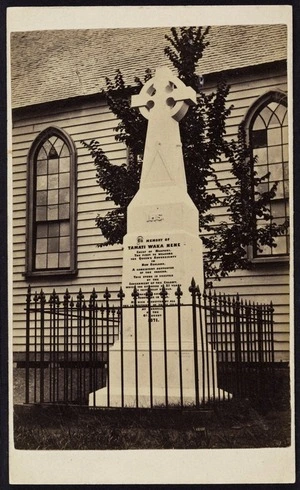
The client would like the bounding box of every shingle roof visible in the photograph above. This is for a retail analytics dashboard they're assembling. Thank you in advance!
[10,25,287,109]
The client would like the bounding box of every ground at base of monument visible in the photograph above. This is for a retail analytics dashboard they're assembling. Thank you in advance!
[89,387,231,408]
[14,378,290,450]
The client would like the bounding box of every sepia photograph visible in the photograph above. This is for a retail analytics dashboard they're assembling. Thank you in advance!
[7,5,295,485]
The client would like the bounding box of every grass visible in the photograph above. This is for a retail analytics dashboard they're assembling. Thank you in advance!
[14,394,291,450]
[13,364,291,450]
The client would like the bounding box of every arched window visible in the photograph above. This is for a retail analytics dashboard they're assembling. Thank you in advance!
[248,92,289,258]
[26,127,77,276]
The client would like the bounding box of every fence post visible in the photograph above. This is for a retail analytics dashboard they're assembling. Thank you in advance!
[189,278,199,408]
[39,289,46,403]
[33,291,39,403]
[89,289,97,405]
[146,286,153,408]
[104,288,111,407]
[76,290,84,403]
[257,304,264,397]
[175,285,183,407]
[118,287,125,408]
[63,289,70,404]
[196,287,206,404]
[25,286,31,404]
[257,305,263,364]
[270,302,275,364]
[233,295,242,397]
[132,286,139,408]
[160,284,168,408]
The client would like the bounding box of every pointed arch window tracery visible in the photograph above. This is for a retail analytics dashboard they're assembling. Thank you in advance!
[248,92,289,258]
[26,127,77,276]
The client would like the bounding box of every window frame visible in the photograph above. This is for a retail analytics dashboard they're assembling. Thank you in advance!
[244,90,289,263]
[25,126,78,277]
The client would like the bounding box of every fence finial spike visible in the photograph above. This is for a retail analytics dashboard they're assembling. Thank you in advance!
[146,285,153,299]
[189,278,197,293]
[132,285,139,298]
[118,286,125,299]
[160,284,168,299]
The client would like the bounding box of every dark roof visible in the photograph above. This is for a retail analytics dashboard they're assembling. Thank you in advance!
[10,25,287,109]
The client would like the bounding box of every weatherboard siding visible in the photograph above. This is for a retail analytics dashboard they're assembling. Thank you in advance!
[12,68,289,361]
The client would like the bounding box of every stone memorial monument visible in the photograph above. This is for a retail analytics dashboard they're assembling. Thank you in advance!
[90,66,222,407]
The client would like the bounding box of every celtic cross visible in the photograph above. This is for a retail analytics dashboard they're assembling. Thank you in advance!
[131,66,196,189]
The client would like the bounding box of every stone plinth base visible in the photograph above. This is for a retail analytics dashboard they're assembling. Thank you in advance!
[89,340,230,408]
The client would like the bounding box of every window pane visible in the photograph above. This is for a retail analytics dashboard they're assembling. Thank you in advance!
[35,254,47,269]
[48,253,59,268]
[283,144,288,162]
[54,138,65,155]
[49,136,58,145]
[48,158,59,174]
[48,222,60,237]
[59,156,70,173]
[48,189,58,205]
[36,191,47,205]
[60,236,70,252]
[37,146,47,161]
[37,160,47,175]
[42,140,52,155]
[252,129,267,148]
[48,205,58,221]
[274,236,287,254]
[36,175,47,190]
[255,165,268,178]
[59,204,69,219]
[48,174,59,189]
[36,223,47,238]
[253,114,266,131]
[254,147,267,164]
[268,113,281,128]
[268,146,282,163]
[268,127,282,146]
[59,188,70,203]
[257,244,272,256]
[36,238,47,253]
[60,173,70,187]
[60,222,70,236]
[257,182,269,194]
[270,200,285,218]
[49,145,59,159]
[274,103,287,123]
[48,237,59,253]
[59,252,70,268]
[60,143,69,158]
[268,101,279,112]
[272,182,284,199]
[36,206,47,221]
[260,105,273,125]
[269,163,283,181]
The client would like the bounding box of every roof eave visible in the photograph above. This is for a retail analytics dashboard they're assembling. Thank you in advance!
[12,59,287,115]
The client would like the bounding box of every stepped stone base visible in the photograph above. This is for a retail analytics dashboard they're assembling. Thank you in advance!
[89,340,230,408]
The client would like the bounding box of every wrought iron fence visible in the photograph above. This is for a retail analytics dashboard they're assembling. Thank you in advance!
[23,280,274,408]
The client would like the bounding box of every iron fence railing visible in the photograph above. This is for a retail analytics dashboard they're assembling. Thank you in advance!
[23,280,274,408]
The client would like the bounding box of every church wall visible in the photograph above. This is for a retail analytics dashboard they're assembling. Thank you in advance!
[12,66,289,361]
